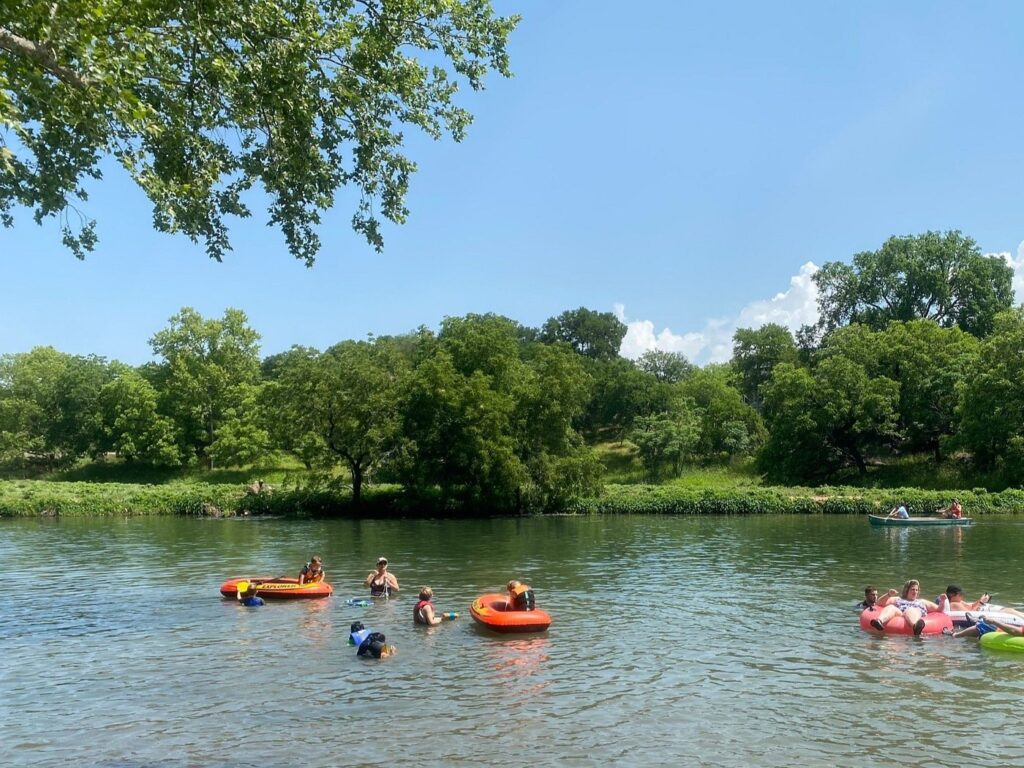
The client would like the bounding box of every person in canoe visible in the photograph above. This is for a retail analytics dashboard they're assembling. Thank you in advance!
[298,555,325,584]
[870,579,943,636]
[365,556,399,597]
[887,504,910,519]
[939,500,963,519]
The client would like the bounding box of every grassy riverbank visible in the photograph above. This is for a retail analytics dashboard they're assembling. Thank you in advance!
[3,476,1024,518]
[2,445,1022,517]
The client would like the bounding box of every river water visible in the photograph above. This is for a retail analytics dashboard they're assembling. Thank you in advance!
[2,514,1024,767]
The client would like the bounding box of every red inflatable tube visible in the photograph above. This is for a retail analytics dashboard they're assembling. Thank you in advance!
[859,607,952,635]
[220,577,333,600]
[470,593,551,633]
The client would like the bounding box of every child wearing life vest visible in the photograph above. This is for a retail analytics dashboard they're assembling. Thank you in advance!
[298,555,325,584]
[506,580,536,611]
[413,586,458,625]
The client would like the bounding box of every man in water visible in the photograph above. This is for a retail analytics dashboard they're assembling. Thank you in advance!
[857,586,879,610]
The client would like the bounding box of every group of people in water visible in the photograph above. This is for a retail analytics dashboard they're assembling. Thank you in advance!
[886,499,963,519]
[235,553,536,659]
[858,580,1024,638]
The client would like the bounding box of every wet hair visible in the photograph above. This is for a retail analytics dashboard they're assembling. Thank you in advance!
[946,585,963,597]
[507,580,522,592]
[418,586,433,601]
[864,585,877,596]
[900,579,921,599]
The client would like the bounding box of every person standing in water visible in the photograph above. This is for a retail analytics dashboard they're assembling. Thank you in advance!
[364,557,399,597]
[236,581,265,607]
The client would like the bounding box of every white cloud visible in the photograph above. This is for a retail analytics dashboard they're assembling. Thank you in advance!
[988,241,1024,304]
[619,242,1024,365]
[617,261,821,364]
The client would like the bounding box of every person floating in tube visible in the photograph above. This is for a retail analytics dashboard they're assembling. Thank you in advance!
[870,579,942,636]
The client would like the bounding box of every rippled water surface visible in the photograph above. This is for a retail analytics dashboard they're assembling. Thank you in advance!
[3,514,1024,767]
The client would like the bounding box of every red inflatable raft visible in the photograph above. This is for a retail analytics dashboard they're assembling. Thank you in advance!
[859,607,951,635]
[470,593,551,633]
[219,577,333,600]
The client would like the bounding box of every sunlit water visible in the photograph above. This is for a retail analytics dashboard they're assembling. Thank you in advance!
[2,514,1024,766]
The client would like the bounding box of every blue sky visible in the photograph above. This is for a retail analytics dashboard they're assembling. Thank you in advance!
[3,1,1023,364]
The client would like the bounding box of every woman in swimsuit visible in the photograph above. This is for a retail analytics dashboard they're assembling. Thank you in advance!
[871,579,942,636]
[364,556,399,597]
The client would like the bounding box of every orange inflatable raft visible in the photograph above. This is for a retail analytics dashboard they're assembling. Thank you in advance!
[219,577,333,600]
[859,607,951,635]
[470,593,551,633]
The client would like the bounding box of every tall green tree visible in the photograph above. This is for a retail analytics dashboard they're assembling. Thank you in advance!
[679,365,765,462]
[540,307,626,360]
[812,230,1014,338]
[879,321,979,461]
[630,407,702,480]
[818,321,981,461]
[1,1,518,263]
[731,324,799,411]
[99,366,180,466]
[759,358,900,481]
[398,314,599,512]
[635,349,695,383]
[581,357,667,440]
[958,309,1024,472]
[0,347,111,466]
[267,339,408,504]
[150,307,261,467]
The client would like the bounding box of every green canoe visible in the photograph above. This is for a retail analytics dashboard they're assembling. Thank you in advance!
[867,514,973,527]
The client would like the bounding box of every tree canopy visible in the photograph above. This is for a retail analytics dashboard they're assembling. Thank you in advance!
[0,0,518,263]
[812,230,1014,338]
[540,307,626,360]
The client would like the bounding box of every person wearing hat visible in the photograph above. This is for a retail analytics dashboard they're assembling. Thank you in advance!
[364,557,399,597]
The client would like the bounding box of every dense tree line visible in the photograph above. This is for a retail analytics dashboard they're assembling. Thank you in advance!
[2,230,1022,502]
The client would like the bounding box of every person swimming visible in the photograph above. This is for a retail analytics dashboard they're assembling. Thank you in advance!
[350,622,395,659]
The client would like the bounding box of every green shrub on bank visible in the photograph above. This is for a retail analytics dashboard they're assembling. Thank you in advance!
[0,480,245,517]
[570,485,1024,515]
[3,479,1023,518]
